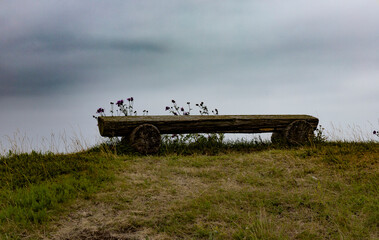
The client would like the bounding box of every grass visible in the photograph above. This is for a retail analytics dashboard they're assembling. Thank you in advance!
[0,147,120,239]
[0,139,378,239]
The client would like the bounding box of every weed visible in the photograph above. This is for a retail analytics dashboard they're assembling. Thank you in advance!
[163,99,224,145]
[93,97,147,120]
[313,125,328,144]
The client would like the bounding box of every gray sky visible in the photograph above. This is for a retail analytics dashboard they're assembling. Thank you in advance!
[1,0,378,152]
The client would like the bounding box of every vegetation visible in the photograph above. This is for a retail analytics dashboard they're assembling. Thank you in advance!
[0,147,120,239]
[0,138,378,239]
[0,99,377,239]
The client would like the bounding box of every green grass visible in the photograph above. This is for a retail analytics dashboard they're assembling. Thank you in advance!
[0,148,119,239]
[0,139,378,239]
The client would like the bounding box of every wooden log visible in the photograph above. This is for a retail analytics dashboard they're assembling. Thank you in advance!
[284,120,315,145]
[128,124,161,154]
[98,115,319,137]
[271,120,315,145]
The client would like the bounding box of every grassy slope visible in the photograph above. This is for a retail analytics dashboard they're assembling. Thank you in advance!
[1,142,378,239]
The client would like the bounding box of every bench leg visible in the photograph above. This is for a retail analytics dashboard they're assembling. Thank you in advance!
[271,120,314,145]
[129,124,161,154]
[284,120,314,145]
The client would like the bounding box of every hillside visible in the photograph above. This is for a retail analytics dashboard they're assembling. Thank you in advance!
[1,141,378,239]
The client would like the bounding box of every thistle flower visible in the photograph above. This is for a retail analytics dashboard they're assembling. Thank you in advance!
[165,106,170,111]
[374,131,377,135]
[172,99,176,103]
[181,107,185,112]
[127,98,131,101]
[116,100,124,106]
[96,108,104,113]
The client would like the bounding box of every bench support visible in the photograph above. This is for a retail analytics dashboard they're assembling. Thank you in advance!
[271,120,314,145]
[128,124,161,154]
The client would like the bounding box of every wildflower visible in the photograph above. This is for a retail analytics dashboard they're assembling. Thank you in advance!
[131,97,134,101]
[184,112,189,115]
[116,100,124,106]
[187,102,190,105]
[172,100,176,103]
[127,98,131,101]
[181,107,184,112]
[96,108,104,113]
[374,131,377,135]
[165,106,170,111]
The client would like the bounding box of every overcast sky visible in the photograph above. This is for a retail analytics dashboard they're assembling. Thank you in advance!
[1,0,378,152]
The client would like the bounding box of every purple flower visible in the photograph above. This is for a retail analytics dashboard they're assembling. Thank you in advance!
[184,112,189,115]
[187,102,190,105]
[96,108,104,113]
[181,107,184,112]
[116,100,124,106]
[130,97,134,101]
[374,131,377,135]
[165,106,170,111]
[172,100,176,103]
[127,98,131,101]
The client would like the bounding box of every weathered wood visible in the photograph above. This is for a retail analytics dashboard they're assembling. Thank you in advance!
[284,120,315,145]
[271,120,315,145]
[128,124,161,154]
[98,115,319,137]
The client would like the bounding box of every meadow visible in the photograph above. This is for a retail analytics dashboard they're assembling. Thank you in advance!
[0,135,378,239]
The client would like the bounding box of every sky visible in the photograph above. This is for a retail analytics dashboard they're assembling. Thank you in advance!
[1,0,378,152]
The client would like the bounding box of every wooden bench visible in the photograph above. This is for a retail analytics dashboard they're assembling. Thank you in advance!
[98,115,319,154]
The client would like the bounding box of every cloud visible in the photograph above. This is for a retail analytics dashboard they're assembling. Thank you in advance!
[2,33,167,54]
[0,31,168,97]
[1,0,378,103]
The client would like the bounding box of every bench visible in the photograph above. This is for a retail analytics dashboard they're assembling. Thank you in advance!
[98,115,319,154]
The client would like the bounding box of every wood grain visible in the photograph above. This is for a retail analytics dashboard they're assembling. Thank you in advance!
[98,115,319,137]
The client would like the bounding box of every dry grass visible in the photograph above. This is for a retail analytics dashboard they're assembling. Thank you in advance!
[45,143,378,240]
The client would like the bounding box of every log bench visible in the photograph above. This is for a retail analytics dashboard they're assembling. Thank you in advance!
[98,115,319,154]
